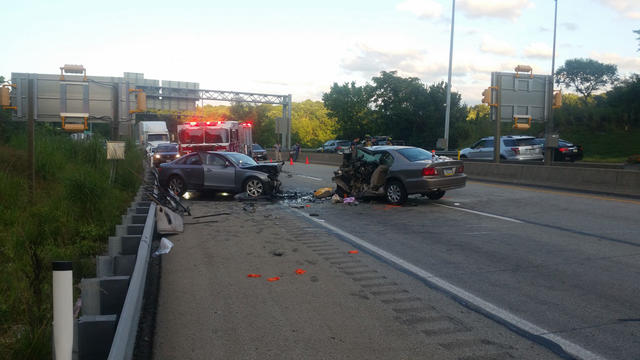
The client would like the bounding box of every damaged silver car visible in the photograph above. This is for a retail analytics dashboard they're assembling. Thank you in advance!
[332,146,467,205]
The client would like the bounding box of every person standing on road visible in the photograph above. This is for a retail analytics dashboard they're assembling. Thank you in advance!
[293,143,301,161]
[350,137,360,154]
[364,135,372,147]
[274,142,282,161]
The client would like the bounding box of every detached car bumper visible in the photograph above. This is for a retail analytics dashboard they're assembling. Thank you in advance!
[404,174,467,194]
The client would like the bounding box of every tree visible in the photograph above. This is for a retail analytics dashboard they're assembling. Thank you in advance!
[555,58,618,104]
[322,82,373,140]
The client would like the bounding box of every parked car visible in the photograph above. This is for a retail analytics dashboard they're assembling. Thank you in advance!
[317,140,351,153]
[332,145,467,205]
[532,138,583,162]
[157,151,282,197]
[251,144,267,161]
[459,136,543,161]
[151,143,180,167]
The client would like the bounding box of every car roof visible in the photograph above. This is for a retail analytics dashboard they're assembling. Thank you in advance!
[367,145,416,151]
[480,135,535,140]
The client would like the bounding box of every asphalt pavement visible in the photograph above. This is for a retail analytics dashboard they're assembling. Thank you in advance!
[152,164,562,359]
[274,162,640,359]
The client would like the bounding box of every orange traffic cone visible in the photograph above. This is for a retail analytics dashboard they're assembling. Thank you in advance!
[289,157,294,165]
[305,156,309,165]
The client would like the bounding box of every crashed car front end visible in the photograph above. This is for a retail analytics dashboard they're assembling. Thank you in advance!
[243,162,283,194]
[332,147,467,203]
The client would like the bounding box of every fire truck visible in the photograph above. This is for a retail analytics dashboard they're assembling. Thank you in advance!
[177,120,253,156]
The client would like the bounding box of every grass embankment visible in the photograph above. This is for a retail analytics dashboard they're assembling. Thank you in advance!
[564,128,640,163]
[0,124,143,359]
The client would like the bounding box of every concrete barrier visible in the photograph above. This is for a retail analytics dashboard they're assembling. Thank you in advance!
[264,149,639,197]
[463,162,640,197]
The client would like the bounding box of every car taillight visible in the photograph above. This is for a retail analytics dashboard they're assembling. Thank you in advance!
[336,146,341,150]
[559,147,568,152]
[511,147,520,155]
[422,167,437,176]
[456,165,464,173]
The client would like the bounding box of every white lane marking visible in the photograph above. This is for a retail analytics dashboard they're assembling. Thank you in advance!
[290,208,605,360]
[435,204,523,224]
[296,175,323,181]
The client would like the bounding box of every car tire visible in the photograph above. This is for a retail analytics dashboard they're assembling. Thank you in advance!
[426,190,445,200]
[244,177,264,197]
[335,185,348,198]
[167,175,186,196]
[385,180,407,205]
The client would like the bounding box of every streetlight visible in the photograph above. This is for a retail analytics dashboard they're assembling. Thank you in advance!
[545,0,559,165]
[443,0,455,151]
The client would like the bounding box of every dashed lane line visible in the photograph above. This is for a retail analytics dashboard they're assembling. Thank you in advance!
[434,203,524,223]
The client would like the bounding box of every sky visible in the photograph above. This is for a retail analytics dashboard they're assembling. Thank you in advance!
[3,0,639,105]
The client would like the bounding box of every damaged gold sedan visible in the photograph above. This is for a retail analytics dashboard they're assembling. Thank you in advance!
[332,146,467,205]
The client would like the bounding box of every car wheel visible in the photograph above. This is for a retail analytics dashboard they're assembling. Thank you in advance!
[245,177,264,197]
[426,190,445,200]
[167,176,186,196]
[385,180,407,205]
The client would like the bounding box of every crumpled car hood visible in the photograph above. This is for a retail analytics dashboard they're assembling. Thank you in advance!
[242,163,282,176]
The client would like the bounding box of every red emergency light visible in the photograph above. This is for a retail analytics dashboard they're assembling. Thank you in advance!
[189,121,198,126]
[241,122,252,128]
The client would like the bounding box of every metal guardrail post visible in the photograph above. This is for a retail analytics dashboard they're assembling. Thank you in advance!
[107,202,156,360]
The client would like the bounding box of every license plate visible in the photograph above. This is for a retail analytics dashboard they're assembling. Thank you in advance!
[443,168,454,176]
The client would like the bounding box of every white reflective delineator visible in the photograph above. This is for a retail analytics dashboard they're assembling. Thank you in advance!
[52,261,73,360]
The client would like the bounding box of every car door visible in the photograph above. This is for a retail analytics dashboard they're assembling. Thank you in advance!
[182,153,205,188]
[476,139,495,159]
[203,153,236,190]
[467,140,487,159]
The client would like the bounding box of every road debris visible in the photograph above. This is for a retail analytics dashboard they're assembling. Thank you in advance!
[267,277,281,282]
[271,250,285,256]
[313,187,333,199]
[247,274,262,278]
[153,237,174,257]
[295,269,306,275]
[348,250,359,254]
[192,212,231,219]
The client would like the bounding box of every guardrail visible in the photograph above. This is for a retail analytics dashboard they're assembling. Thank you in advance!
[74,184,156,360]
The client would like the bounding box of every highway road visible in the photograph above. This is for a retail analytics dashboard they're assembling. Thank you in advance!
[278,162,640,360]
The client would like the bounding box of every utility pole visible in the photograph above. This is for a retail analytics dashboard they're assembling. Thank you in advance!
[27,78,35,203]
[443,0,456,151]
[545,0,559,166]
[111,83,120,140]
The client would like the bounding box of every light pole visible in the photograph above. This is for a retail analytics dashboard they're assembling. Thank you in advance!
[443,0,455,151]
[545,0,559,165]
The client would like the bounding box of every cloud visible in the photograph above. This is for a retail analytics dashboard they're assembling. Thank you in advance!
[341,44,426,77]
[561,22,578,31]
[596,0,640,19]
[523,42,552,59]
[396,0,443,20]
[457,0,534,21]
[480,35,515,56]
[590,52,640,74]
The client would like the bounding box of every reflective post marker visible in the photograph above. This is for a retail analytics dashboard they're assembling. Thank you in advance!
[52,261,73,360]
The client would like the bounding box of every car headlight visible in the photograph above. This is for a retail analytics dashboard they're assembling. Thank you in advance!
[155,154,160,158]
[175,154,180,158]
